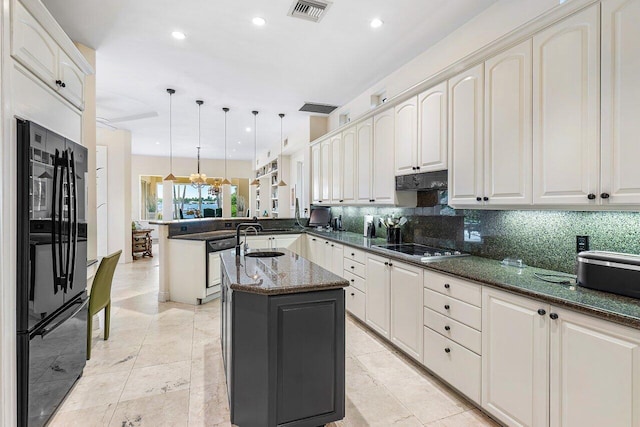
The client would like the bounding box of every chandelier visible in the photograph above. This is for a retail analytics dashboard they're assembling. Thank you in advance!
[208,178,222,196]
[190,100,207,188]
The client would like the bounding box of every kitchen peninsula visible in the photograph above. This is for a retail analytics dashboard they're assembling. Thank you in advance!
[220,248,347,427]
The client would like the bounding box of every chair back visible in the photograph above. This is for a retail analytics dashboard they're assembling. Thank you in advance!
[89,250,122,314]
[215,208,223,217]
[203,208,215,218]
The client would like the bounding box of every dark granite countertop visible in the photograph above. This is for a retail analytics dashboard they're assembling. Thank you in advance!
[220,248,348,296]
[306,230,640,329]
[170,228,306,241]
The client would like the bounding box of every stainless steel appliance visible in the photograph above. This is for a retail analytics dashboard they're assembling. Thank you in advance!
[17,119,89,427]
[577,251,640,299]
[206,236,237,297]
[374,243,468,261]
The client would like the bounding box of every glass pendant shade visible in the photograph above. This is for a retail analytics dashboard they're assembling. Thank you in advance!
[164,88,177,181]
[250,110,260,186]
[190,100,207,188]
[277,113,287,187]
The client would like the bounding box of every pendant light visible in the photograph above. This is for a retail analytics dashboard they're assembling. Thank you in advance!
[164,88,177,181]
[189,100,207,187]
[250,110,260,186]
[221,107,232,186]
[276,113,287,187]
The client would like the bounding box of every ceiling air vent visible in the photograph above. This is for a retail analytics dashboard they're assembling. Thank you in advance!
[299,102,338,114]
[288,0,332,23]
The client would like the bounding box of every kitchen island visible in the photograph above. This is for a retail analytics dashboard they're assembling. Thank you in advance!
[220,248,348,427]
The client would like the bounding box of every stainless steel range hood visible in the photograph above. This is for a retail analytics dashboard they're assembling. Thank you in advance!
[395,170,448,191]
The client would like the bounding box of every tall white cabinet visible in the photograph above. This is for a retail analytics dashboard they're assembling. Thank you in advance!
[394,97,418,176]
[372,109,395,203]
[418,81,448,172]
[532,5,600,205]
[356,118,373,203]
[341,125,357,204]
[448,64,484,206]
[600,0,640,205]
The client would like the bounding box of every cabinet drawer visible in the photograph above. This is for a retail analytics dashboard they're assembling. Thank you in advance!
[424,308,481,355]
[423,326,481,404]
[424,271,481,307]
[344,248,366,265]
[424,288,481,331]
[346,286,365,321]
[343,259,366,278]
[343,270,365,293]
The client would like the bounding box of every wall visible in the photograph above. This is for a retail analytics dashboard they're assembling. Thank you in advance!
[130,154,253,221]
[97,128,132,263]
[76,43,97,262]
[327,0,568,131]
[330,204,640,274]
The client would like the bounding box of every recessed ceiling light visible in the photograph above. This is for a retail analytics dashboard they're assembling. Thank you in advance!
[155,141,160,145]
[237,141,242,145]
[245,127,252,132]
[172,31,186,40]
[252,17,266,26]
[370,18,383,28]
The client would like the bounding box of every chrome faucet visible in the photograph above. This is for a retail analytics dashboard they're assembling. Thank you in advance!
[236,222,263,257]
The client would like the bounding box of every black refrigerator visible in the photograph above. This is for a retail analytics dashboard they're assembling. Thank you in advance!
[16,119,89,427]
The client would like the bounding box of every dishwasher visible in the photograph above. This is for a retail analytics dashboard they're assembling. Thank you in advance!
[205,237,236,300]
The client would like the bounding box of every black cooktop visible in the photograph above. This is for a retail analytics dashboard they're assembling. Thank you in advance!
[374,243,468,260]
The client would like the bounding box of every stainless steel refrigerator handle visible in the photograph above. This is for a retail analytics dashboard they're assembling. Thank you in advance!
[57,152,66,289]
[64,150,73,293]
[68,150,78,289]
[51,149,60,294]
[32,297,88,338]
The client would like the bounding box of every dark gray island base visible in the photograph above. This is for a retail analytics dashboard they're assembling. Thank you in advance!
[220,249,348,427]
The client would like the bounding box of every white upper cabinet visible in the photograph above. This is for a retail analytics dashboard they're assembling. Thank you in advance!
[372,109,396,203]
[448,64,484,206]
[532,5,600,205]
[600,0,640,205]
[320,139,331,203]
[11,1,85,110]
[394,96,418,176]
[550,307,640,427]
[311,143,321,204]
[418,81,448,172]
[484,39,533,205]
[330,134,342,204]
[356,118,374,203]
[341,126,357,204]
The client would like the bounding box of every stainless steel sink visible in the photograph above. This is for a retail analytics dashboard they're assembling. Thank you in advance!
[245,251,285,258]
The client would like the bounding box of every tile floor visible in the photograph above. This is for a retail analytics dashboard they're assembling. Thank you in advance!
[49,250,499,427]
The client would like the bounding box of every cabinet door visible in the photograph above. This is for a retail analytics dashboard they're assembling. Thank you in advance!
[341,126,357,203]
[356,118,373,203]
[330,135,343,203]
[550,307,640,427]
[320,140,331,203]
[58,50,85,109]
[307,236,325,267]
[365,254,390,338]
[372,110,395,203]
[394,96,418,176]
[245,236,270,250]
[482,288,549,427]
[311,143,322,204]
[11,2,58,88]
[484,40,532,205]
[418,81,448,172]
[448,64,484,206]
[329,243,344,277]
[600,0,640,205]
[532,5,600,205]
[275,235,299,254]
[390,261,423,361]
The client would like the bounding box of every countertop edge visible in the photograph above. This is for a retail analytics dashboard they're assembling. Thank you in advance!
[229,282,348,296]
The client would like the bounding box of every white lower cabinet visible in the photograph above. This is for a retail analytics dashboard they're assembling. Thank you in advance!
[345,286,366,321]
[550,307,640,427]
[483,287,640,427]
[482,287,549,427]
[390,262,423,361]
[365,254,391,338]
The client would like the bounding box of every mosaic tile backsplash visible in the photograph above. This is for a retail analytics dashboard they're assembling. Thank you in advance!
[328,205,640,274]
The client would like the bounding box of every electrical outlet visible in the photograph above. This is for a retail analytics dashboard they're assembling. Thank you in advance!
[225,222,232,228]
[180,226,187,232]
[576,235,589,253]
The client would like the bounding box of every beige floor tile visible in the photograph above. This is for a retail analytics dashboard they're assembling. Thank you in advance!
[424,409,500,426]
[57,371,130,412]
[356,349,423,385]
[48,403,116,426]
[120,361,191,402]
[84,345,140,376]
[190,351,226,390]
[188,381,230,426]
[109,389,190,427]
[133,340,193,368]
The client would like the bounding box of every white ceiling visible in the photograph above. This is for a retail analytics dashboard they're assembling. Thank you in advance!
[42,0,497,160]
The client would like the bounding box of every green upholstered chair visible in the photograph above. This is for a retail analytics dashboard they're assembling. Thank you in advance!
[87,250,121,360]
